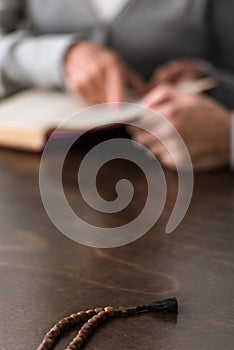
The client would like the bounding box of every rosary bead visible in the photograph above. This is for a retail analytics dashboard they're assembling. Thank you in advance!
[46,333,55,341]
[104,306,114,316]
[62,318,71,330]
[65,344,78,350]
[57,320,66,330]
[50,326,60,337]
[86,309,96,318]
[98,315,104,323]
[82,323,93,334]
[78,311,88,321]
[92,315,101,324]
[66,316,76,325]
[44,338,53,348]
[98,310,108,320]
[70,313,81,323]
[65,345,76,350]
[77,332,87,342]
[55,324,64,335]
[82,322,92,330]
[88,317,98,327]
[79,329,89,338]
[74,336,84,346]
[45,338,53,344]
[95,307,103,313]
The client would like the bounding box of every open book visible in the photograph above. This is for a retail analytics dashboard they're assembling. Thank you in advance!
[0,78,217,151]
[0,89,88,151]
[0,89,142,151]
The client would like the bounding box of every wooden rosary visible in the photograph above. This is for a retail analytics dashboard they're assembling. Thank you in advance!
[37,297,178,350]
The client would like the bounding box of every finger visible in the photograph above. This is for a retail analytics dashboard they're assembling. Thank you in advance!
[73,86,88,103]
[141,84,175,108]
[133,127,173,161]
[87,64,107,104]
[69,69,98,104]
[128,122,179,170]
[153,62,185,83]
[158,151,177,170]
[132,128,155,146]
[153,61,181,82]
[105,64,125,103]
[154,103,177,121]
[86,76,105,105]
[154,67,178,84]
[76,81,95,104]
[149,140,166,157]
[126,125,138,136]
[153,60,203,85]
[83,81,100,105]
[128,124,167,150]
[157,138,184,170]
[147,134,179,169]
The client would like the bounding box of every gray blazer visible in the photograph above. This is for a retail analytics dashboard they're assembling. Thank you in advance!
[0,0,234,107]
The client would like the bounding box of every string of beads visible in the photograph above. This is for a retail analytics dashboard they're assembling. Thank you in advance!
[37,297,178,350]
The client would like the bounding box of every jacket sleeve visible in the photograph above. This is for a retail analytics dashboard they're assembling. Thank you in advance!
[231,113,234,170]
[206,0,234,109]
[0,0,86,98]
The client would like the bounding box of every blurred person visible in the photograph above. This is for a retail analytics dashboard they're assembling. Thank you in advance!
[0,0,234,108]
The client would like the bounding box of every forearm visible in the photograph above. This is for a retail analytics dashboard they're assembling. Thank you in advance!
[0,0,107,97]
[0,0,73,96]
[0,31,79,97]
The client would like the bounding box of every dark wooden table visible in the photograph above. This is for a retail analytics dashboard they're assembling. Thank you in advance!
[0,135,234,350]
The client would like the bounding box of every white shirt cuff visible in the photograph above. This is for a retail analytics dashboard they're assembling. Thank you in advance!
[231,113,234,170]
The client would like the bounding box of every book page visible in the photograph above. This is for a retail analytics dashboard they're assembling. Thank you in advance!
[0,88,140,150]
[0,89,85,133]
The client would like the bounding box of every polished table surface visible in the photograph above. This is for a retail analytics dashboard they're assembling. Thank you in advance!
[0,135,234,350]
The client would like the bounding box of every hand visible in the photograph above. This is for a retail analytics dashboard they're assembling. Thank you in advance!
[152,59,211,85]
[128,85,231,171]
[63,41,146,104]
